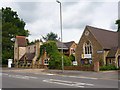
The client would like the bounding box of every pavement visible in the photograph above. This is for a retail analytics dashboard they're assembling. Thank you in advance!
[43,69,119,80]
[2,68,119,80]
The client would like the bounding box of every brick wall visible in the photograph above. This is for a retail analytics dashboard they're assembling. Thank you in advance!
[64,65,94,71]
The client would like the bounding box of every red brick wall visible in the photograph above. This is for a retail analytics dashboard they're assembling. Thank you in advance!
[64,65,94,71]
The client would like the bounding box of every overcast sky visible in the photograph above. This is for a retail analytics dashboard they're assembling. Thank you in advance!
[1,0,119,43]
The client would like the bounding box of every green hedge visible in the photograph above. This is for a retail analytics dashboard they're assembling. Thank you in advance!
[100,65,118,71]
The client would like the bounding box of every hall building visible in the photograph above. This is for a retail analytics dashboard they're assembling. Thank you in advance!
[75,25,120,68]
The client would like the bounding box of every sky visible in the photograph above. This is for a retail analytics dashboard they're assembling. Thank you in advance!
[0,0,119,43]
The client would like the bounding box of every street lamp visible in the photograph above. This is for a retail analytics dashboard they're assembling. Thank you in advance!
[56,0,64,72]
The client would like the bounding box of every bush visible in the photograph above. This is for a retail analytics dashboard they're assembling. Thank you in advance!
[100,65,118,71]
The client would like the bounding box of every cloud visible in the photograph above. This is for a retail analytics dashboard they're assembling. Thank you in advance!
[16,2,41,23]
[90,2,118,31]
[62,28,83,43]
[62,2,104,30]
[1,0,118,43]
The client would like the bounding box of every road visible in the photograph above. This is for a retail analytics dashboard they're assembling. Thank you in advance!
[2,70,119,88]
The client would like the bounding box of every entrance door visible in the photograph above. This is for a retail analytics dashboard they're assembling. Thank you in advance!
[118,56,120,68]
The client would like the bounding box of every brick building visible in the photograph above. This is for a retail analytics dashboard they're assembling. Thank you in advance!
[14,36,77,67]
[14,36,42,68]
[56,41,77,56]
[75,25,120,69]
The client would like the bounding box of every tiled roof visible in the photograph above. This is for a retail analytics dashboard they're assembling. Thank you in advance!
[56,41,76,49]
[64,41,76,48]
[16,36,27,47]
[86,25,118,49]
[56,41,68,49]
[20,53,35,61]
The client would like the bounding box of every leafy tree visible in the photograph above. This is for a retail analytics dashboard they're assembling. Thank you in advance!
[69,54,75,62]
[2,7,29,64]
[40,41,71,69]
[115,19,120,32]
[42,32,59,42]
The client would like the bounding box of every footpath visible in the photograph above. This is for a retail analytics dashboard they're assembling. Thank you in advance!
[2,68,119,80]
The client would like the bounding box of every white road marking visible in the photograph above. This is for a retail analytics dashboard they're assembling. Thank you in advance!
[2,73,38,80]
[43,79,94,88]
[43,79,84,88]
[2,73,9,76]
[65,75,98,80]
[46,73,55,75]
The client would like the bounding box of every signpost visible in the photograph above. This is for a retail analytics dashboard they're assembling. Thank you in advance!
[73,61,77,66]
[97,50,103,54]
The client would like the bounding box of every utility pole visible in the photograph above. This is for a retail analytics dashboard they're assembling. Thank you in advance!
[56,0,64,72]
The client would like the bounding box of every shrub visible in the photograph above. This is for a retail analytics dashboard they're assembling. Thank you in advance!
[100,65,118,71]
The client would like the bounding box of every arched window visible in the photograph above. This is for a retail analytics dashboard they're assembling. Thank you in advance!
[83,41,93,54]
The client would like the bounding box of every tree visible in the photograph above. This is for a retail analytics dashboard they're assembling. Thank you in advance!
[69,54,75,62]
[2,7,29,64]
[115,19,120,32]
[42,32,59,42]
[40,41,71,69]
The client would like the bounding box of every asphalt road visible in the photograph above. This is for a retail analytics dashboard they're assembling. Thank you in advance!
[2,71,119,88]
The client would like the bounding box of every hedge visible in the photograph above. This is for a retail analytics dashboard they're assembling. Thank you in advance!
[100,65,118,71]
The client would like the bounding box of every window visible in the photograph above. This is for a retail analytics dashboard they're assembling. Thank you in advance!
[83,41,93,54]
[71,48,75,54]
[34,46,36,52]
[44,59,49,65]
[109,59,112,64]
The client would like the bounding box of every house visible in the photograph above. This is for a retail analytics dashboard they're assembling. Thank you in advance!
[56,41,77,56]
[75,25,120,70]
[38,41,77,66]
[14,36,27,66]
[39,41,77,66]
[14,36,42,68]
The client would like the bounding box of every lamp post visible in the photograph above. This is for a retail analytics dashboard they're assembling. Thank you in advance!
[56,0,64,72]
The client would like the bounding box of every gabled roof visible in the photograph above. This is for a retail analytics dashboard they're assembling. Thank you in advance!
[56,41,68,49]
[86,25,118,49]
[64,41,76,48]
[56,41,76,49]
[16,36,27,47]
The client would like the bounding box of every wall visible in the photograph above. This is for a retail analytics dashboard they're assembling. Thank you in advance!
[19,47,26,60]
[64,65,94,71]
[69,43,77,56]
[14,40,18,62]
[26,44,36,53]
[116,48,120,68]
